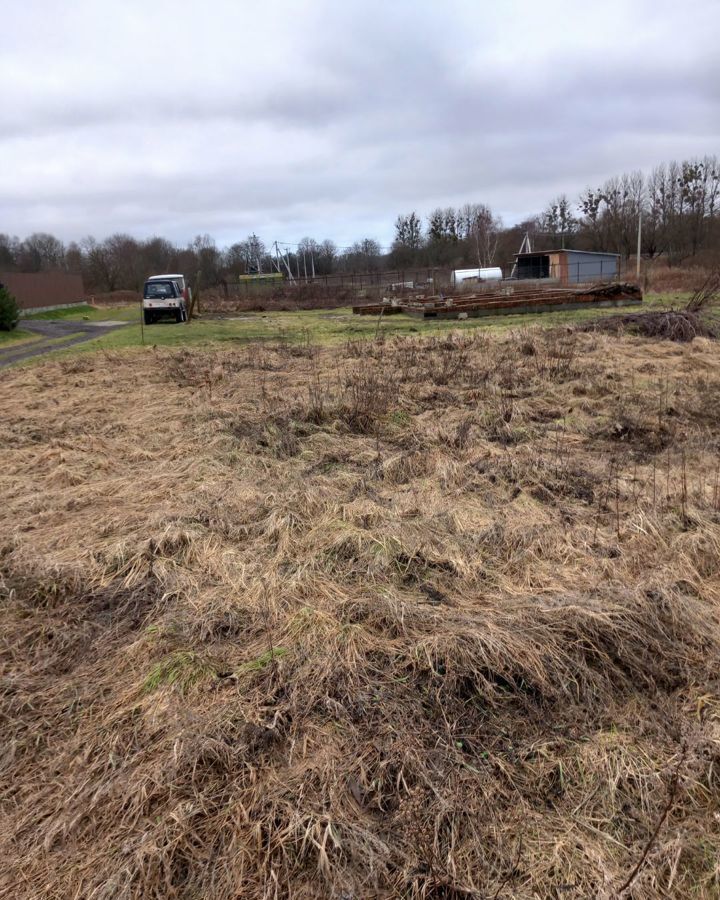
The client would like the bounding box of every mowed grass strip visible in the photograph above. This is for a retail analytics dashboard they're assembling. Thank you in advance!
[18,290,690,360]
[0,328,39,347]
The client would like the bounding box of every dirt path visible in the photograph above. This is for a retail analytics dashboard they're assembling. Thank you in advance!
[0,319,129,368]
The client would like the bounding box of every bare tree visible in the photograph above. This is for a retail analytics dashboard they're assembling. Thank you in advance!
[393,212,423,250]
[443,207,458,242]
[0,234,20,270]
[342,238,382,273]
[427,208,446,244]
[190,234,222,286]
[64,241,83,274]
[391,213,423,266]
[80,237,119,292]
[17,232,65,271]
[141,237,177,276]
[225,234,267,276]
[679,156,720,257]
[317,239,337,275]
[541,195,578,249]
[460,203,502,266]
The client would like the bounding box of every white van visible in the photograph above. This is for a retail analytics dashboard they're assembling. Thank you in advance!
[142,274,191,324]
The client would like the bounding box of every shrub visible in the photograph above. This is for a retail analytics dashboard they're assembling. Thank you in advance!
[0,286,19,331]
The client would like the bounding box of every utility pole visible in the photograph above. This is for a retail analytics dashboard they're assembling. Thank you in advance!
[636,211,642,280]
[274,241,294,281]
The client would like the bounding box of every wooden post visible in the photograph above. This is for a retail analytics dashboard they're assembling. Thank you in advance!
[374,304,384,340]
[187,269,202,321]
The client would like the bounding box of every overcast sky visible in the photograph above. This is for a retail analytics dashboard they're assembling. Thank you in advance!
[1,0,718,249]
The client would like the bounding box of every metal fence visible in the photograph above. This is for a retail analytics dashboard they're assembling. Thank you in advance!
[0,271,85,310]
[225,268,452,296]
[225,258,623,297]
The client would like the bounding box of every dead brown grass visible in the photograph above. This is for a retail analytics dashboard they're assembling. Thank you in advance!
[204,285,361,313]
[87,289,141,307]
[582,309,718,342]
[644,263,715,295]
[1,327,720,899]
[582,277,719,343]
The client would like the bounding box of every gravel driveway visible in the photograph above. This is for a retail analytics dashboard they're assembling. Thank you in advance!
[0,319,130,368]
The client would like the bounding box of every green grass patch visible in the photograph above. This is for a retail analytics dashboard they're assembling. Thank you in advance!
[142,650,218,694]
[41,331,87,347]
[15,292,699,364]
[389,409,411,426]
[0,328,38,347]
[6,333,88,364]
[53,305,618,353]
[93,295,684,349]
[237,647,288,674]
[25,304,139,322]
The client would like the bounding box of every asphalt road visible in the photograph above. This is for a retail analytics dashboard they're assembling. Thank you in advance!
[0,319,130,368]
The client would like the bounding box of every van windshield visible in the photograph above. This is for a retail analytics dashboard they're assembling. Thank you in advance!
[144,281,176,299]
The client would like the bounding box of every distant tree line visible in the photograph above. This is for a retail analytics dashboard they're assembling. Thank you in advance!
[391,155,719,269]
[0,229,385,292]
[1,154,717,292]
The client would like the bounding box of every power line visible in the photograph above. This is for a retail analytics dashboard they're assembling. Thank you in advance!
[273,240,395,254]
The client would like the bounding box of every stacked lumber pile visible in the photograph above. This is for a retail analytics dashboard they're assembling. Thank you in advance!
[353,282,643,319]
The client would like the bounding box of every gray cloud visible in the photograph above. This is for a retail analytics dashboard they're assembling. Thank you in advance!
[1,0,718,248]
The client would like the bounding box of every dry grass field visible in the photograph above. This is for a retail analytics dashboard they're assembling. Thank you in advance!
[1,324,720,898]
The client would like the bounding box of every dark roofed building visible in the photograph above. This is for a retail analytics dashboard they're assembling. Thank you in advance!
[514,249,620,285]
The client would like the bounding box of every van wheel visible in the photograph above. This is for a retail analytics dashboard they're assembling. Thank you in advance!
[144,311,153,325]
[175,310,183,323]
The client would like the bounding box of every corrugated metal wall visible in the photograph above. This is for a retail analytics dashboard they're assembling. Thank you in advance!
[562,253,618,284]
[0,272,85,310]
